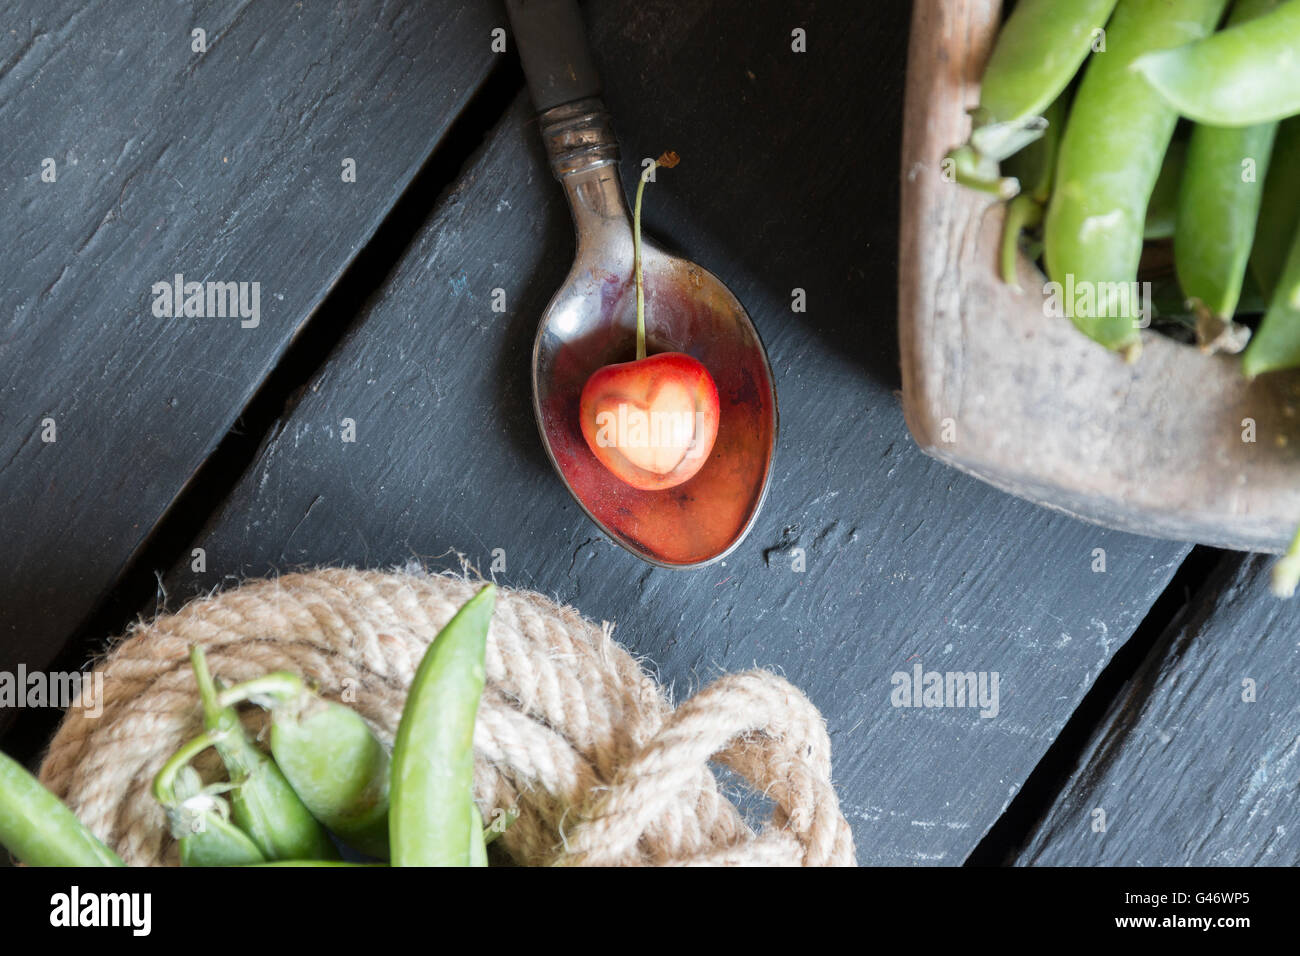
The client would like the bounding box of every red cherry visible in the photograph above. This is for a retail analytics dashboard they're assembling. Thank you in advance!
[580,352,720,491]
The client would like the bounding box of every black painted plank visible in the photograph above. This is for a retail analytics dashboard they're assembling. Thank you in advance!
[0,0,498,681]
[1017,553,1299,866]
[158,1,1191,863]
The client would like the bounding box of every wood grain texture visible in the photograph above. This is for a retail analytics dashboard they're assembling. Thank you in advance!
[1018,553,1299,865]
[0,0,497,678]
[160,0,1192,863]
[900,0,1300,553]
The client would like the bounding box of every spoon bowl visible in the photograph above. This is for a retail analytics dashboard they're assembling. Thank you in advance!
[534,229,777,567]
[507,2,777,567]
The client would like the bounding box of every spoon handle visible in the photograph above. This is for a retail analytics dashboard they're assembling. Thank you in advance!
[505,0,603,112]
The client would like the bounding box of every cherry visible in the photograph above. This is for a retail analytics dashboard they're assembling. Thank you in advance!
[579,153,721,491]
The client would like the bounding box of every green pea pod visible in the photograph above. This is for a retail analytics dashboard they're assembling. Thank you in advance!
[190,647,337,862]
[1133,0,1300,127]
[1144,138,1187,242]
[152,736,265,867]
[1174,0,1282,352]
[390,584,495,867]
[1045,0,1231,355]
[218,673,390,859]
[469,804,488,868]
[0,750,123,866]
[1251,118,1300,299]
[1241,222,1300,377]
[970,0,1120,161]
[179,811,266,867]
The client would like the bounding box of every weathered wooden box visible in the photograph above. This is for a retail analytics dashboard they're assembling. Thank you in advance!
[899,0,1300,553]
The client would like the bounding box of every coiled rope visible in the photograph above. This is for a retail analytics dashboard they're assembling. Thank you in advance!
[39,569,855,866]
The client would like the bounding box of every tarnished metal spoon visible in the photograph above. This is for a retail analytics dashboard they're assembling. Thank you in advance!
[506,0,777,568]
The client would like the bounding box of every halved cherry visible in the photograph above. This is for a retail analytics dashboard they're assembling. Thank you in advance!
[580,351,719,490]
[578,152,722,491]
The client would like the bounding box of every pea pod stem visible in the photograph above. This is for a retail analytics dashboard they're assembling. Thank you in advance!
[1133,0,1300,126]
[0,750,123,867]
[217,672,304,710]
[999,195,1043,290]
[152,727,224,807]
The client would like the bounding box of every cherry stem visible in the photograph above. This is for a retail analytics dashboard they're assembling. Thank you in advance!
[633,151,678,361]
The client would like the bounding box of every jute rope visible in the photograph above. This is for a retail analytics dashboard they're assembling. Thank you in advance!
[38,569,856,866]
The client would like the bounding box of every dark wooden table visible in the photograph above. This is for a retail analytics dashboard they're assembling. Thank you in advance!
[1,0,1295,866]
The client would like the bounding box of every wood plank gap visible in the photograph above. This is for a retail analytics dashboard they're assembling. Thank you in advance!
[0,56,524,763]
[964,544,1227,865]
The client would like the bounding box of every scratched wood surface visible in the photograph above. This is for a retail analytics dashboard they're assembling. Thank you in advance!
[0,0,498,700]
[2,0,1287,867]
[154,0,1195,864]
[1016,552,1299,866]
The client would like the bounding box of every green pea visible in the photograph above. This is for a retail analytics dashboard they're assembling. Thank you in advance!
[218,672,390,859]
[190,647,338,862]
[1250,118,1300,299]
[970,0,1119,161]
[1045,0,1230,355]
[1133,0,1300,127]
[390,584,495,867]
[1241,220,1300,377]
[0,750,123,867]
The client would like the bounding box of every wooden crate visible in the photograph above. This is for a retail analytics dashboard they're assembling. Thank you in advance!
[898,0,1300,553]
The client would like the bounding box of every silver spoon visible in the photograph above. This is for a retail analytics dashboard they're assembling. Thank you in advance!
[506,0,778,568]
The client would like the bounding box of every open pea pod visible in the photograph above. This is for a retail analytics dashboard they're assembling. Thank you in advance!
[152,755,264,867]
[0,750,123,867]
[190,647,338,862]
[218,672,390,859]
[390,584,495,867]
